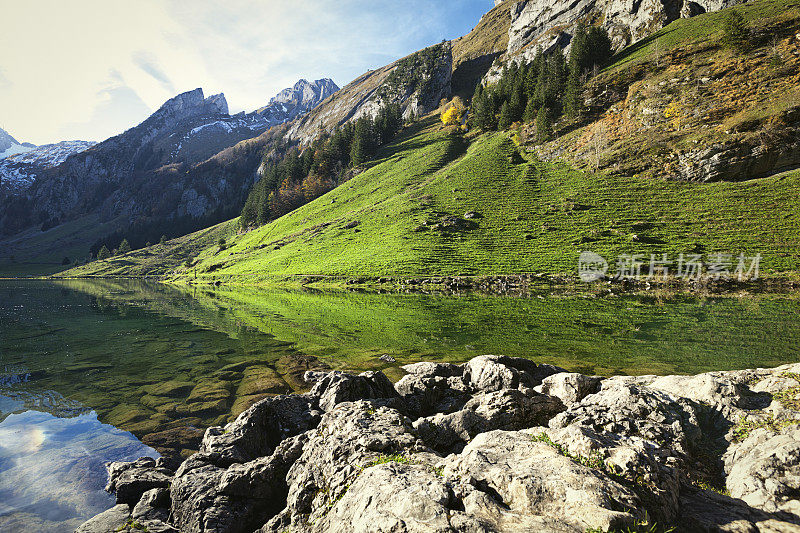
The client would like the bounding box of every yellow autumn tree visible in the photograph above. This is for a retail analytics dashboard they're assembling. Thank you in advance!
[664,101,681,130]
[441,105,462,126]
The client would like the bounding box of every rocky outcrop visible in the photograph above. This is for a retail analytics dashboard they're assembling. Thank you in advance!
[78,357,800,532]
[674,132,800,182]
[507,0,749,57]
[255,78,339,126]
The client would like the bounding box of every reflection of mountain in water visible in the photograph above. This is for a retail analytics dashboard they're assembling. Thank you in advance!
[0,366,90,423]
[0,389,90,423]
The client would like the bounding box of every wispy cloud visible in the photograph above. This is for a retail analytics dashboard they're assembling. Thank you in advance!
[132,51,176,94]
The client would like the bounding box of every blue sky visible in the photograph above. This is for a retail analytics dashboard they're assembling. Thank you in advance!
[0,0,493,145]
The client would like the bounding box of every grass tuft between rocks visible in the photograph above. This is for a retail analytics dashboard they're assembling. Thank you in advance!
[731,414,800,442]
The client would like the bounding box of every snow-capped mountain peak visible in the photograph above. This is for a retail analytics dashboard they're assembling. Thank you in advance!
[0,139,95,193]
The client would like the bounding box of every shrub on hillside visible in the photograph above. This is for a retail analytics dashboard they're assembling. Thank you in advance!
[722,10,750,51]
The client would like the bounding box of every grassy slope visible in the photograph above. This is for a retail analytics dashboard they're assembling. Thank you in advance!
[145,115,799,283]
[54,219,239,278]
[59,0,800,283]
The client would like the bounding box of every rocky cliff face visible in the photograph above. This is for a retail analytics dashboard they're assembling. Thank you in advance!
[483,0,750,84]
[508,0,749,56]
[77,355,800,533]
[255,78,339,126]
[287,44,453,145]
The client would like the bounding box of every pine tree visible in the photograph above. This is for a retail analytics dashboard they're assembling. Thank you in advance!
[240,185,260,228]
[499,64,510,100]
[118,239,131,254]
[563,69,583,117]
[543,51,567,113]
[536,107,552,143]
[523,99,537,123]
[570,22,612,75]
[525,47,544,99]
[586,26,613,71]
[498,101,512,129]
[569,22,589,74]
[97,245,112,260]
[509,81,525,123]
[350,117,374,166]
[473,82,483,102]
[472,88,497,131]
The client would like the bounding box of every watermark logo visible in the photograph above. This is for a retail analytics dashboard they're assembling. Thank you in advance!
[578,251,609,282]
[577,252,761,282]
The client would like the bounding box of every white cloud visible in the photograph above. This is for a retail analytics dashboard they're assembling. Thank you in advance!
[0,0,492,145]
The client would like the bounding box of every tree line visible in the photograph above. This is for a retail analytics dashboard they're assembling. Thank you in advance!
[89,204,240,259]
[470,23,613,140]
[239,103,405,228]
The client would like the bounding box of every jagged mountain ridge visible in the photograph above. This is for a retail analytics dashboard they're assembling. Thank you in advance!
[255,78,339,126]
[9,88,258,228]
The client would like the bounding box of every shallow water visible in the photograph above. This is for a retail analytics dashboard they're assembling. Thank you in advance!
[1,279,799,530]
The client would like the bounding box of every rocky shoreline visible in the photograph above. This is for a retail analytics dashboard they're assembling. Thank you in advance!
[77,355,800,532]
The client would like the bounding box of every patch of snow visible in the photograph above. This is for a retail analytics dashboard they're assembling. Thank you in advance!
[5,140,95,168]
[0,144,34,160]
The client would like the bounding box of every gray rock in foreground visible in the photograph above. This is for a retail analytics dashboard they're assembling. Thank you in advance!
[77,356,800,532]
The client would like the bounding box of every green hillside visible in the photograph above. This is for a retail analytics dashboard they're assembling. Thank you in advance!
[54,218,238,279]
[0,214,124,277]
[179,122,800,282]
